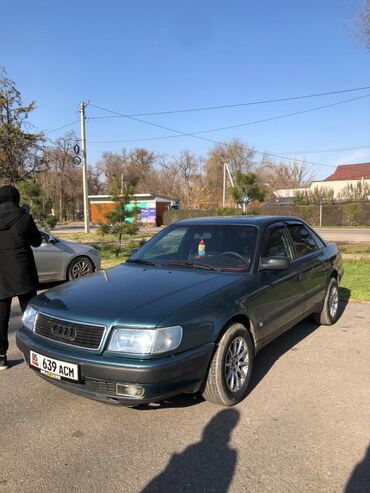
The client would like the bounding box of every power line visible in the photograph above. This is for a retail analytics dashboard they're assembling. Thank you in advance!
[44,119,80,135]
[278,144,370,155]
[87,93,370,144]
[88,96,370,168]
[86,85,370,118]
[88,102,336,168]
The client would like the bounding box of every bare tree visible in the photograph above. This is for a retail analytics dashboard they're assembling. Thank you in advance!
[41,132,82,220]
[88,166,105,195]
[259,159,316,191]
[205,140,256,206]
[175,150,208,209]
[97,148,157,192]
[353,0,370,49]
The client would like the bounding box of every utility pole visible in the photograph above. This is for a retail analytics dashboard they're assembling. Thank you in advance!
[225,162,234,187]
[222,162,235,208]
[80,101,90,233]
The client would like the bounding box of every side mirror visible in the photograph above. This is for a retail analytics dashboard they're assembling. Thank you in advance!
[41,233,51,244]
[130,248,139,256]
[259,257,290,271]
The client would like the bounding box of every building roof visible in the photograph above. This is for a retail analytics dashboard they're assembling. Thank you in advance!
[324,163,370,181]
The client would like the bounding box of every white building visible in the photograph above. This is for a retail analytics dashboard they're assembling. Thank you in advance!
[274,163,370,201]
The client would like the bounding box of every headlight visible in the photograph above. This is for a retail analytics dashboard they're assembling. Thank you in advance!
[22,306,38,331]
[108,326,183,355]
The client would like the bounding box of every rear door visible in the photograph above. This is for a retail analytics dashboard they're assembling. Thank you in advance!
[286,222,328,311]
[251,223,307,341]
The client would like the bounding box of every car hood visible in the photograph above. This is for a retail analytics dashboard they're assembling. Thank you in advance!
[33,263,244,327]
[56,239,96,255]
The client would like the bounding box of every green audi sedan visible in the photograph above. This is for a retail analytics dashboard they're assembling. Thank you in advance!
[17,216,343,407]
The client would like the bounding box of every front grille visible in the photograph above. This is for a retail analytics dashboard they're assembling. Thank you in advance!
[84,378,116,395]
[35,313,105,350]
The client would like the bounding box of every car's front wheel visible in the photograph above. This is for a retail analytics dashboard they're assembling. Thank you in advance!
[67,256,94,281]
[313,277,339,325]
[202,322,253,406]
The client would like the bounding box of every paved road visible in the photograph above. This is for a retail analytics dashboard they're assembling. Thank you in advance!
[316,228,370,244]
[1,301,370,492]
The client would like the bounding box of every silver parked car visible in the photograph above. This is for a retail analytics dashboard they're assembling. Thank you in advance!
[33,232,101,283]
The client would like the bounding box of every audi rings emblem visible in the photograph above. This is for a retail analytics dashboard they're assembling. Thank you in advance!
[51,324,77,342]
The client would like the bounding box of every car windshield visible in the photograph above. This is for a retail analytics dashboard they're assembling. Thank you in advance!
[132,224,257,271]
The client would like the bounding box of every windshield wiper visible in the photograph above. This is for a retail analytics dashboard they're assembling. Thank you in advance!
[164,261,220,271]
[126,258,157,266]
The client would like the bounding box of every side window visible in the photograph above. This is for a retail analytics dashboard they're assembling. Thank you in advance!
[287,224,318,257]
[308,228,326,249]
[264,227,294,260]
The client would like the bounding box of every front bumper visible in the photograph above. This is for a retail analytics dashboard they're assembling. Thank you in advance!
[16,328,214,405]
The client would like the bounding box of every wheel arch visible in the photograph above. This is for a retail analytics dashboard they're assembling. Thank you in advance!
[216,314,257,351]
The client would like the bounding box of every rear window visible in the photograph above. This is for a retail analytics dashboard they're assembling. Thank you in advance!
[287,224,318,257]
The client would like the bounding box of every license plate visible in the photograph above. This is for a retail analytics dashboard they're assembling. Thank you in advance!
[30,351,79,381]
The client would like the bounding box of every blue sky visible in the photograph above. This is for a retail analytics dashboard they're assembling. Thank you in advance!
[1,0,369,179]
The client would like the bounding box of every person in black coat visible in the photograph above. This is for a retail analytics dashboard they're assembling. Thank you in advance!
[0,185,42,370]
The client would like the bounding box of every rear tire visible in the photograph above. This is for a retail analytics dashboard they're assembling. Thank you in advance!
[313,278,339,325]
[67,256,93,281]
[202,323,253,406]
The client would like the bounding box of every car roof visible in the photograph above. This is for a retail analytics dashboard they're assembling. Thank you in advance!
[175,215,304,227]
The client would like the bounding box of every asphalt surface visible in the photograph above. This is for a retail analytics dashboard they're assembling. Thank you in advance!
[316,228,370,244]
[1,301,370,492]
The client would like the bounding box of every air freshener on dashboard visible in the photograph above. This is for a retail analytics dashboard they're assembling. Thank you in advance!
[198,239,206,256]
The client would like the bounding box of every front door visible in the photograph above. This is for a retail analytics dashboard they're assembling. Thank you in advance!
[286,222,328,311]
[250,224,306,343]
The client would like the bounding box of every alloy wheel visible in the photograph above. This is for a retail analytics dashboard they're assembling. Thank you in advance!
[71,260,91,279]
[329,285,339,319]
[224,337,249,392]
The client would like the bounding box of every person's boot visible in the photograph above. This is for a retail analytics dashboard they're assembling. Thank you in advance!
[0,354,8,370]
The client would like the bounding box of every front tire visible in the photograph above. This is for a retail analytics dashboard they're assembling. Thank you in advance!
[67,256,94,281]
[313,278,339,325]
[202,323,253,406]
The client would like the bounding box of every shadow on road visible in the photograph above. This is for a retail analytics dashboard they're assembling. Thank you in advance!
[339,286,351,302]
[141,408,239,493]
[135,393,204,410]
[345,444,370,492]
[7,358,24,368]
[137,301,349,409]
[247,300,348,396]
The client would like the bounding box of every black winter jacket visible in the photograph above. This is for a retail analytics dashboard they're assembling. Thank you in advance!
[0,202,42,299]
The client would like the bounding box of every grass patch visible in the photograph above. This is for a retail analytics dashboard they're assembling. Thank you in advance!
[55,231,150,244]
[98,243,132,269]
[55,231,150,269]
[340,260,370,302]
[338,244,370,255]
